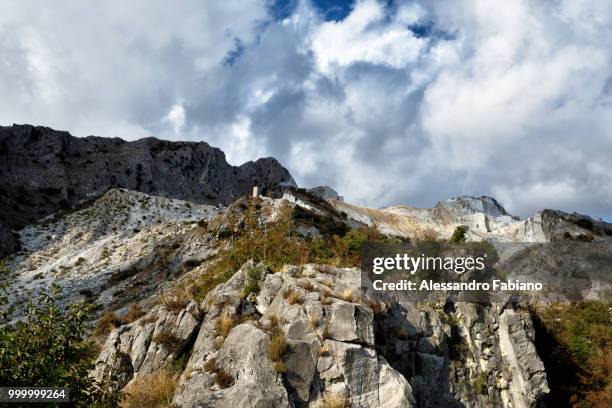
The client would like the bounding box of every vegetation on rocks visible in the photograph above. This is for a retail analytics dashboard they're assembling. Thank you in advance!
[450,225,468,243]
[188,198,394,302]
[0,276,121,406]
[267,327,289,372]
[120,367,180,408]
[204,358,234,388]
[533,300,612,407]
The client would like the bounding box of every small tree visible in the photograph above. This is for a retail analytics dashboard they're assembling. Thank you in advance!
[450,226,468,243]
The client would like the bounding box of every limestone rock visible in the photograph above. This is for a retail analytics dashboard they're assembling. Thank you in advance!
[93,301,200,388]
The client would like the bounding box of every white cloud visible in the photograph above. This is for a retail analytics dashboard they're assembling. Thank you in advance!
[1,0,611,219]
[164,103,186,134]
[311,0,425,73]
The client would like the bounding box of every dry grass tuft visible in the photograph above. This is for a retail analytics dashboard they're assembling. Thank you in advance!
[94,311,124,337]
[263,314,280,331]
[321,295,333,305]
[161,294,188,313]
[341,289,355,302]
[309,312,320,330]
[297,280,315,291]
[319,394,350,408]
[319,343,331,356]
[204,358,234,388]
[274,361,288,373]
[120,368,179,408]
[283,288,303,305]
[215,313,235,338]
[267,329,288,367]
[124,303,145,323]
[366,298,383,315]
[152,330,181,353]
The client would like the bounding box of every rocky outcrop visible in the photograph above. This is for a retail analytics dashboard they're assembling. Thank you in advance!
[371,298,550,408]
[170,262,416,407]
[307,186,342,201]
[93,301,201,389]
[0,124,296,256]
[331,195,612,244]
[433,196,510,219]
[90,260,549,407]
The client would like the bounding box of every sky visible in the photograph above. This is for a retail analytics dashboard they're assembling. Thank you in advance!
[1,0,611,220]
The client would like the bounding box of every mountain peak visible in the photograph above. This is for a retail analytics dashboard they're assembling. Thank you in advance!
[436,195,510,218]
[0,124,295,256]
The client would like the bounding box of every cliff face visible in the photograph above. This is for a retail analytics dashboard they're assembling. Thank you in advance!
[93,262,548,408]
[0,124,296,255]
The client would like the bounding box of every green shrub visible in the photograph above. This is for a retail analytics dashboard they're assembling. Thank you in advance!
[450,226,468,243]
[241,265,265,299]
[306,226,391,267]
[0,284,122,406]
[472,372,488,394]
[533,301,612,406]
[191,201,305,301]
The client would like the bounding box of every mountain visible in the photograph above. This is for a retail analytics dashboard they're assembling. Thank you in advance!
[3,187,553,407]
[0,124,296,256]
[331,194,612,243]
[1,132,611,407]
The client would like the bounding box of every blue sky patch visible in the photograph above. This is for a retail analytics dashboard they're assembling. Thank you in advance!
[269,0,354,22]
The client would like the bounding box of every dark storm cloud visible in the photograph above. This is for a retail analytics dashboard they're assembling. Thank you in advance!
[1,0,611,220]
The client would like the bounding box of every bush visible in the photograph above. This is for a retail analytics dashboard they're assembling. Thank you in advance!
[533,301,612,406]
[189,201,395,301]
[472,372,488,394]
[191,200,306,301]
[450,226,468,243]
[306,226,391,267]
[241,264,265,299]
[94,311,124,337]
[123,303,145,323]
[152,331,182,353]
[0,284,122,406]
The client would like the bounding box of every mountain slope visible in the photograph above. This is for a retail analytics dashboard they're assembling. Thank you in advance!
[329,194,612,243]
[0,124,296,256]
[3,187,611,407]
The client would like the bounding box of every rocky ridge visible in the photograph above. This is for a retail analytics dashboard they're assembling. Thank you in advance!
[94,261,549,407]
[0,124,296,256]
[329,194,611,244]
[2,137,611,407]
